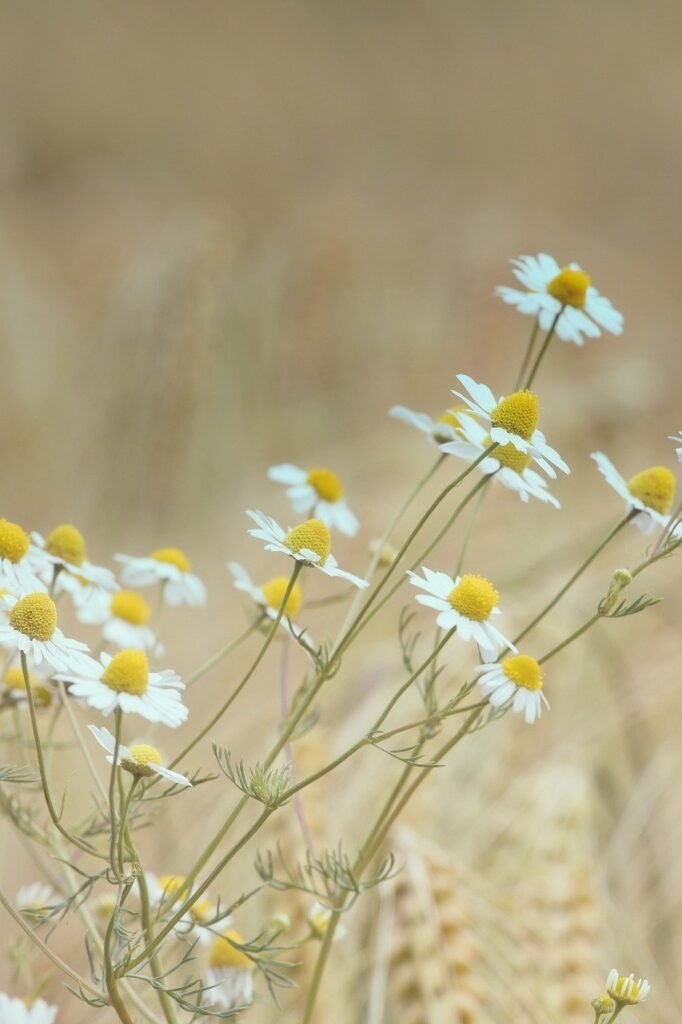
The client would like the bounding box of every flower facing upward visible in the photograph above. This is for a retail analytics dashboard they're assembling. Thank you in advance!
[267,464,359,536]
[30,524,117,591]
[389,403,472,446]
[206,930,255,1011]
[475,655,549,724]
[496,253,623,346]
[407,568,515,660]
[115,548,206,607]
[75,588,161,653]
[57,650,188,727]
[606,969,650,1006]
[88,725,191,786]
[0,593,92,672]
[0,995,58,1024]
[246,511,368,588]
[452,375,569,478]
[0,518,45,593]
[592,453,676,534]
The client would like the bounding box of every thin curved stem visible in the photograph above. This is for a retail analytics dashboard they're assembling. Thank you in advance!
[525,307,563,387]
[514,317,540,390]
[184,619,259,689]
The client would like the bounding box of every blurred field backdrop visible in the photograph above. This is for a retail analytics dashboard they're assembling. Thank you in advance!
[1,2,681,1021]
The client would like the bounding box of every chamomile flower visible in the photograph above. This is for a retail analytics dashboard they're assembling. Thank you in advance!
[407,569,515,660]
[115,548,205,607]
[496,253,623,346]
[0,995,58,1024]
[57,650,188,727]
[3,663,53,708]
[592,453,676,534]
[0,592,92,673]
[205,930,255,1011]
[670,432,682,462]
[227,562,308,637]
[389,404,471,446]
[439,414,560,507]
[475,656,549,724]
[307,901,347,942]
[30,524,117,591]
[606,969,650,1006]
[88,725,191,786]
[267,464,359,536]
[75,589,161,653]
[246,512,368,588]
[17,883,55,916]
[452,375,569,478]
[0,519,45,593]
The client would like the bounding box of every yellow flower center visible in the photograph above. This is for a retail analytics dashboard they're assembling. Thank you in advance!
[547,267,591,307]
[9,593,57,641]
[190,898,213,922]
[158,874,185,898]
[486,436,531,473]
[283,519,331,564]
[101,650,149,695]
[502,654,543,691]
[209,929,254,971]
[150,547,191,573]
[45,523,86,566]
[490,390,539,441]
[432,405,469,442]
[3,665,52,706]
[110,590,151,626]
[0,519,30,564]
[260,577,302,618]
[627,466,676,514]
[123,743,162,777]
[447,575,499,621]
[306,468,343,503]
[608,976,642,1005]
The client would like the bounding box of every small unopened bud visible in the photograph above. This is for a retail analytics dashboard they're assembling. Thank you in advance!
[591,994,615,1017]
[270,912,291,935]
[600,568,632,615]
[369,539,397,567]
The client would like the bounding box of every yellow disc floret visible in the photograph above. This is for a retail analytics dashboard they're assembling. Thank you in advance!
[123,743,162,777]
[45,523,86,566]
[490,390,539,441]
[260,577,302,618]
[502,655,543,691]
[111,590,151,626]
[0,519,30,564]
[3,665,52,706]
[627,465,675,515]
[488,438,531,473]
[101,650,149,695]
[448,575,499,621]
[432,405,469,443]
[306,468,343,503]
[9,593,57,641]
[150,547,191,573]
[158,875,185,898]
[547,266,591,308]
[190,898,213,923]
[607,975,645,1005]
[209,929,254,971]
[283,519,331,565]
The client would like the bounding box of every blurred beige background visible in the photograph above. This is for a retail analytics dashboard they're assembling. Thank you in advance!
[1,2,681,1021]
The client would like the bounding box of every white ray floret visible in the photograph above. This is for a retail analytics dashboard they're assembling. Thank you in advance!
[389,404,473,446]
[88,725,191,787]
[29,525,117,591]
[0,518,47,593]
[670,431,682,462]
[496,252,623,346]
[606,968,650,1006]
[227,562,311,641]
[17,883,56,914]
[0,995,58,1024]
[592,453,676,534]
[407,568,515,660]
[246,511,368,588]
[74,588,162,654]
[205,930,255,1012]
[0,593,92,673]
[115,547,206,607]
[267,464,359,536]
[475,656,549,724]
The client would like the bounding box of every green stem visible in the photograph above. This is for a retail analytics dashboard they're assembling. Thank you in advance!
[134,844,180,1024]
[514,317,540,390]
[525,307,563,388]
[184,619,259,689]
[108,709,123,878]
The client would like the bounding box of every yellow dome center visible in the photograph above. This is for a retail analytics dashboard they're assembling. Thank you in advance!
[129,744,162,767]
[209,929,254,971]
[190,898,213,922]
[0,519,30,563]
[158,875,185,898]
[3,666,52,706]
[608,976,642,1005]
[45,523,86,566]
[547,267,591,308]
[306,468,343,503]
[283,519,331,564]
[486,437,531,473]
[111,590,151,626]
[501,654,543,691]
[9,593,57,641]
[432,405,469,442]
[447,575,499,621]
[101,650,149,695]
[150,547,191,573]
[627,466,675,514]
[260,577,302,618]
[490,390,539,441]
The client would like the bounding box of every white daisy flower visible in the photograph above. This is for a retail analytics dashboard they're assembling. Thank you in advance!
[439,414,560,507]
[143,872,224,946]
[115,548,205,607]
[0,592,92,673]
[17,883,56,915]
[57,650,188,727]
[227,562,308,640]
[205,930,255,1011]
[2,663,53,708]
[307,901,347,942]
[0,995,58,1024]
[451,375,569,479]
[606,969,650,1006]
[246,512,368,589]
[0,519,45,593]
[407,568,515,660]
[496,253,623,346]
[389,404,472,446]
[75,589,161,653]
[475,656,549,724]
[29,524,117,591]
[670,431,682,462]
[88,725,191,787]
[592,453,676,534]
[267,464,359,536]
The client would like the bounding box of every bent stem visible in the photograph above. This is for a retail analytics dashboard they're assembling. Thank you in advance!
[525,307,563,387]
[514,317,540,390]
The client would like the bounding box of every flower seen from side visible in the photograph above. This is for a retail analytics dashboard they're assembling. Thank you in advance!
[246,511,368,588]
[307,900,347,942]
[206,929,256,1011]
[30,524,117,591]
[88,725,191,786]
[475,655,549,724]
[0,593,92,673]
[592,453,676,534]
[606,968,650,1006]
[3,664,53,708]
[0,519,46,593]
[389,404,472,445]
[267,464,359,536]
[115,548,206,607]
[227,562,310,640]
